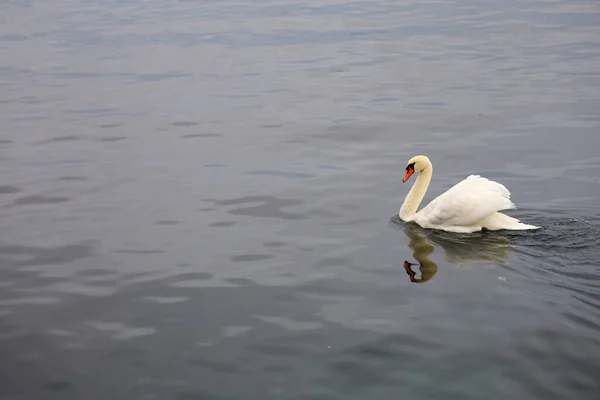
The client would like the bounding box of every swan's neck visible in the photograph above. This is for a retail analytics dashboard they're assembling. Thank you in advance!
[400,166,432,220]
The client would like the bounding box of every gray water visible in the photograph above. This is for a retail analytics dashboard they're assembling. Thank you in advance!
[1,0,600,399]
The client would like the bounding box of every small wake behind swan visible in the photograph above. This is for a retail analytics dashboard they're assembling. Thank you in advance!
[399,155,539,233]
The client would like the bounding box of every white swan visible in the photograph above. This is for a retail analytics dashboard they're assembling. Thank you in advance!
[399,155,539,233]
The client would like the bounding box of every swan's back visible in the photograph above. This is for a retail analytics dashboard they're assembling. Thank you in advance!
[416,175,516,230]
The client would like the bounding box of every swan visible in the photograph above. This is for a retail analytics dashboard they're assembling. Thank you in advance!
[399,155,539,233]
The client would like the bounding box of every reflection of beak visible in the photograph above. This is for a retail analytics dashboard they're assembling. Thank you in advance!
[403,261,417,282]
[403,167,414,183]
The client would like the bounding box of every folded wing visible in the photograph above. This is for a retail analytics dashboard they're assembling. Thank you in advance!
[417,175,516,228]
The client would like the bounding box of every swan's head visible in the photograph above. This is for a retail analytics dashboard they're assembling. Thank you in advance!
[403,155,431,182]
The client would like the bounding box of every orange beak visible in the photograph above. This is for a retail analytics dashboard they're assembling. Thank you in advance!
[403,167,414,183]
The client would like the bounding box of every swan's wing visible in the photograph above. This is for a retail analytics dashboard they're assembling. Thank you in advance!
[417,175,516,228]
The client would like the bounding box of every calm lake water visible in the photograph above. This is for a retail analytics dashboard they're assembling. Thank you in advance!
[1,0,600,399]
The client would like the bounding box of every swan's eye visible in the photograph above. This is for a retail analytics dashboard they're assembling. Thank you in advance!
[406,162,415,171]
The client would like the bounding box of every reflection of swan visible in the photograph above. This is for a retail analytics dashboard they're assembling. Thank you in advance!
[402,224,437,283]
[399,155,539,233]
[398,222,513,283]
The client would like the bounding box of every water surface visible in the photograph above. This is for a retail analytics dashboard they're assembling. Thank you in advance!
[1,0,600,399]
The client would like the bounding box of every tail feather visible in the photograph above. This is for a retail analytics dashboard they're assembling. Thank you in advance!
[480,212,539,231]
